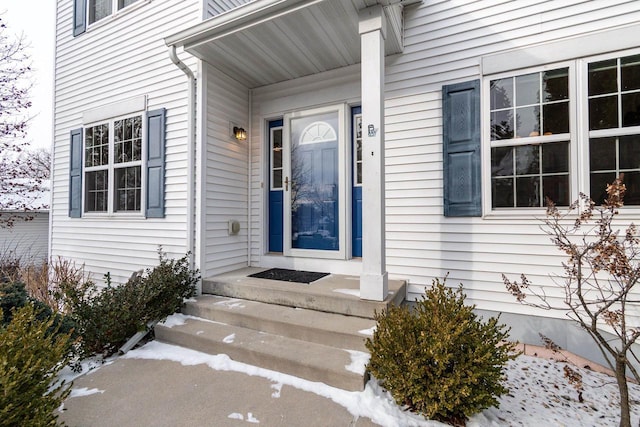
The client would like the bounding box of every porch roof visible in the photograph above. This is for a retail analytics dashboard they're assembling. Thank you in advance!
[165,0,412,88]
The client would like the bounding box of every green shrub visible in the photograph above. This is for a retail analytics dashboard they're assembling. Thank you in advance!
[58,253,199,358]
[0,304,73,427]
[366,278,517,426]
[0,281,76,337]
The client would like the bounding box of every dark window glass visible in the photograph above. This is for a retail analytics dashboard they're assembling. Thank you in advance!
[589,96,618,130]
[491,147,513,176]
[85,170,108,212]
[543,102,569,135]
[115,166,141,212]
[491,110,514,140]
[543,175,569,206]
[542,142,569,174]
[543,69,569,101]
[492,178,513,208]
[621,54,640,91]
[516,176,540,207]
[589,59,617,96]
[589,137,616,171]
[622,92,640,127]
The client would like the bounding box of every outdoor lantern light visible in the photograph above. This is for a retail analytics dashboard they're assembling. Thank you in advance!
[233,126,247,141]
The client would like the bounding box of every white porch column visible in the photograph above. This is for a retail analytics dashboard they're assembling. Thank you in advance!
[359,5,388,301]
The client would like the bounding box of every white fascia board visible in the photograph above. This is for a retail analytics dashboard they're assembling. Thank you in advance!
[164,0,325,50]
[483,21,640,76]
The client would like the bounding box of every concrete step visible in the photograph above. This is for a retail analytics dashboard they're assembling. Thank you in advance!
[182,295,376,352]
[155,316,368,391]
[201,268,406,319]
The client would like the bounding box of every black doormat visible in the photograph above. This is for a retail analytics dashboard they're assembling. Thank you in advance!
[248,268,329,284]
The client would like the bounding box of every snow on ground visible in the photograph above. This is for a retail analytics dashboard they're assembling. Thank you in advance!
[118,340,640,427]
[68,387,105,398]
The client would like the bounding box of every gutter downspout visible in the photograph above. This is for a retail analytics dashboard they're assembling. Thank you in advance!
[247,89,253,266]
[168,45,199,293]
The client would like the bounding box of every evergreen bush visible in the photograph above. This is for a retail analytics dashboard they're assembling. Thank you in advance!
[0,304,73,427]
[57,252,199,357]
[366,278,517,426]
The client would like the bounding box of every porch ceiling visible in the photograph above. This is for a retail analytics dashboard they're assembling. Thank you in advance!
[165,0,407,88]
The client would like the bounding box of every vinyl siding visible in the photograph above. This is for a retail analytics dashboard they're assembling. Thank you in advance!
[202,64,250,277]
[51,0,200,285]
[0,213,49,264]
[206,0,252,18]
[246,0,640,322]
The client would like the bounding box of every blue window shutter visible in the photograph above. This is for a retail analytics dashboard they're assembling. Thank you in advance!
[146,108,166,218]
[442,79,482,217]
[73,0,86,37]
[69,128,83,218]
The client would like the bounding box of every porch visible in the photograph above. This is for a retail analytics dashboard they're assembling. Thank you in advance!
[165,0,416,302]
[155,268,406,390]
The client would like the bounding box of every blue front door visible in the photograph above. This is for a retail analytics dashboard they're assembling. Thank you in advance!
[268,120,283,252]
[351,106,363,257]
[288,111,340,251]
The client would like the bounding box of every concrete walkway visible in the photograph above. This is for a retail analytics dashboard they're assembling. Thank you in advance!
[58,355,380,427]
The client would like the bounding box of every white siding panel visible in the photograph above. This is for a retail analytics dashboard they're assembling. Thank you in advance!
[384,0,640,319]
[51,0,200,285]
[0,213,49,264]
[202,64,250,277]
[206,0,253,18]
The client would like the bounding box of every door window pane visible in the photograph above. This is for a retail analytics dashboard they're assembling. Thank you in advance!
[290,112,340,251]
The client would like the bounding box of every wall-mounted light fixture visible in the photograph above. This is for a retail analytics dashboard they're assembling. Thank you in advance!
[233,126,247,141]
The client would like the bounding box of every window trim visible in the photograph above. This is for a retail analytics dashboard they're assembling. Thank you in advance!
[482,60,579,217]
[82,111,147,218]
[482,48,640,217]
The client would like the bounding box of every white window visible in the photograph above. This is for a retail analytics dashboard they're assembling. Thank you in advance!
[88,0,139,25]
[84,114,143,214]
[484,50,640,210]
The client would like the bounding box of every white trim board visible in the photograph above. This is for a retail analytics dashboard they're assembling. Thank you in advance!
[482,22,640,75]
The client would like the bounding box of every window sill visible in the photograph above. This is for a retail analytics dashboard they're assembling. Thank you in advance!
[481,206,640,221]
[82,212,146,220]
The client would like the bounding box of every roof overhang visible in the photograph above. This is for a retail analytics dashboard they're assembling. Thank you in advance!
[165,0,412,88]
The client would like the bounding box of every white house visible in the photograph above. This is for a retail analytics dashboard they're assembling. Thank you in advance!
[51,0,640,363]
[1,183,50,265]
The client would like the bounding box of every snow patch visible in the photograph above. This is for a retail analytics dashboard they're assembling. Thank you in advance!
[271,382,283,398]
[196,330,204,335]
[215,298,246,309]
[358,326,376,336]
[159,313,188,328]
[333,288,360,297]
[223,333,236,344]
[227,412,259,423]
[69,387,105,398]
[344,350,369,375]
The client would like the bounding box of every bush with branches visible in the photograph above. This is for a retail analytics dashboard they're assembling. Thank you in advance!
[0,304,73,427]
[55,252,199,358]
[366,278,517,426]
[503,178,640,427]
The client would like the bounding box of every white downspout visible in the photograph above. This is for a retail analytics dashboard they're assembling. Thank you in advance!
[168,45,199,293]
[247,89,253,266]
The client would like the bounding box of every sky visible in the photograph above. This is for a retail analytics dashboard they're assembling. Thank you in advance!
[2,1,56,150]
